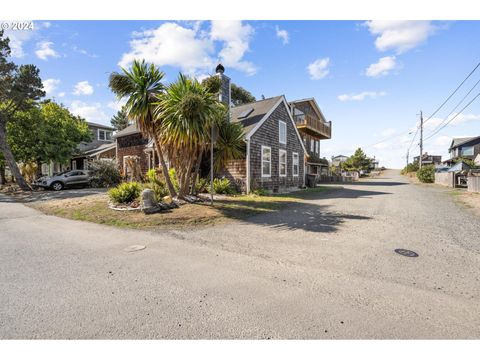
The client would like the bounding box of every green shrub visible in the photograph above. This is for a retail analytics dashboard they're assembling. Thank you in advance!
[194,177,209,193]
[88,160,121,188]
[416,165,435,183]
[401,162,419,175]
[144,169,168,202]
[168,168,179,192]
[108,182,142,204]
[213,178,233,194]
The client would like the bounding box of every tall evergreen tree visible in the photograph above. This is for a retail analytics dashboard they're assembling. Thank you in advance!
[110,105,130,131]
[0,30,45,190]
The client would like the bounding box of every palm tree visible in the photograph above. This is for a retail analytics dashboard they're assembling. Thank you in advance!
[108,60,176,197]
[213,116,245,173]
[155,74,223,198]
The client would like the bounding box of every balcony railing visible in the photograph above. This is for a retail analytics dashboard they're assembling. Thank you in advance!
[293,114,331,138]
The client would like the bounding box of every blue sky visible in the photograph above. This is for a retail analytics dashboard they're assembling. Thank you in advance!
[4,20,480,168]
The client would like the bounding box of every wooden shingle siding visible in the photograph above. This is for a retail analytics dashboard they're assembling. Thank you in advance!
[116,133,150,175]
[219,159,247,192]
[249,102,305,192]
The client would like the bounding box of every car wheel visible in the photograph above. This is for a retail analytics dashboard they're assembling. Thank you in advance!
[51,181,64,191]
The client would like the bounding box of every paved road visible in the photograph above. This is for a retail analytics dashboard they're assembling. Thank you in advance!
[1,170,479,339]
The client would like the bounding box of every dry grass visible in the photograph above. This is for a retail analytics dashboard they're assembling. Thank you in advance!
[29,187,332,230]
[449,190,480,217]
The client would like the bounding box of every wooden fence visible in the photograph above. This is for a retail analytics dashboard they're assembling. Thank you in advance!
[468,175,480,193]
[435,172,454,188]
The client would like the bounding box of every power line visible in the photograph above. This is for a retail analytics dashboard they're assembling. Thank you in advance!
[423,76,480,139]
[423,60,480,125]
[423,90,480,142]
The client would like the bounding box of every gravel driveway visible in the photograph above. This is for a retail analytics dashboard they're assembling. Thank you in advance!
[0,170,479,339]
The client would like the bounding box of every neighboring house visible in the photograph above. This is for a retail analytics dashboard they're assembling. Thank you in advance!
[444,136,480,165]
[289,98,331,175]
[414,153,442,166]
[40,121,115,176]
[70,122,115,170]
[368,157,379,170]
[331,155,348,167]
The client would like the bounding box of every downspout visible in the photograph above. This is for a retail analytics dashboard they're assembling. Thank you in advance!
[246,138,250,194]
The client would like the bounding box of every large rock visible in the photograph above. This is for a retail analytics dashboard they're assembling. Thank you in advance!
[141,189,156,211]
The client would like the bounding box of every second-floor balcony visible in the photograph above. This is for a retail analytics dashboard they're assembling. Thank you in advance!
[293,113,331,139]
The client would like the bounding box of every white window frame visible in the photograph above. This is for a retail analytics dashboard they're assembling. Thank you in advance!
[72,160,77,170]
[279,149,287,177]
[279,121,287,145]
[292,152,299,177]
[316,140,320,155]
[261,145,271,178]
[98,129,112,141]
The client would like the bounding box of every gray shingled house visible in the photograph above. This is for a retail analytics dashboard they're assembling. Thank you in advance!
[215,65,307,193]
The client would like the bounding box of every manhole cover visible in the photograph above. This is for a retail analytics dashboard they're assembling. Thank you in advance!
[124,245,146,252]
[394,248,418,257]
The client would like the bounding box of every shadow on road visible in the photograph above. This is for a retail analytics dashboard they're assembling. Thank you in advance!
[0,188,106,203]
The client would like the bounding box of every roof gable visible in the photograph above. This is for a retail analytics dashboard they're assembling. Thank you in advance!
[449,136,480,149]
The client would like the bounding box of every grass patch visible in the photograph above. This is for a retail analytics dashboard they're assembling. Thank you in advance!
[29,186,333,230]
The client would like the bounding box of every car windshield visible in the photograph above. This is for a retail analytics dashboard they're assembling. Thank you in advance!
[54,171,69,177]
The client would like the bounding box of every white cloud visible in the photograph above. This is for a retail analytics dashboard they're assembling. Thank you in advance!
[338,91,386,102]
[35,41,59,60]
[71,45,98,58]
[433,135,452,147]
[118,21,256,76]
[69,101,108,123]
[366,56,396,77]
[275,25,289,45]
[58,92,65,98]
[210,21,256,76]
[307,58,330,80]
[4,21,51,58]
[43,78,60,95]
[107,98,127,112]
[365,21,436,54]
[73,81,94,96]
[119,22,213,74]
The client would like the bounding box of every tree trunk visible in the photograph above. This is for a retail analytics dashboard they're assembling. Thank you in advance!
[191,150,203,194]
[152,132,176,197]
[0,124,31,191]
[0,163,5,185]
[35,159,43,180]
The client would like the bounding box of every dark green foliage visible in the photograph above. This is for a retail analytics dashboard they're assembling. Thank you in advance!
[231,83,256,106]
[342,148,372,172]
[416,165,435,183]
[201,75,221,94]
[110,105,130,131]
[89,160,121,188]
[108,182,142,204]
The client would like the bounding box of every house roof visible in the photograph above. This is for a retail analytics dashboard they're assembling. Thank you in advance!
[230,96,283,136]
[87,121,114,130]
[449,136,480,149]
[288,97,328,123]
[113,123,141,138]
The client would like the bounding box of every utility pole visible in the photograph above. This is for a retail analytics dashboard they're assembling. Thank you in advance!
[406,150,409,167]
[419,110,424,169]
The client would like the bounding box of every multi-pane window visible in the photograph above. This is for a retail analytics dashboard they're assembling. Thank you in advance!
[279,149,287,177]
[98,129,112,141]
[310,139,314,152]
[292,152,299,176]
[279,121,287,144]
[261,146,271,177]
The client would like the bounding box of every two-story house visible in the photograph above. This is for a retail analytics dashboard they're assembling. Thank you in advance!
[289,98,331,176]
[413,153,442,166]
[70,122,116,170]
[445,136,480,166]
